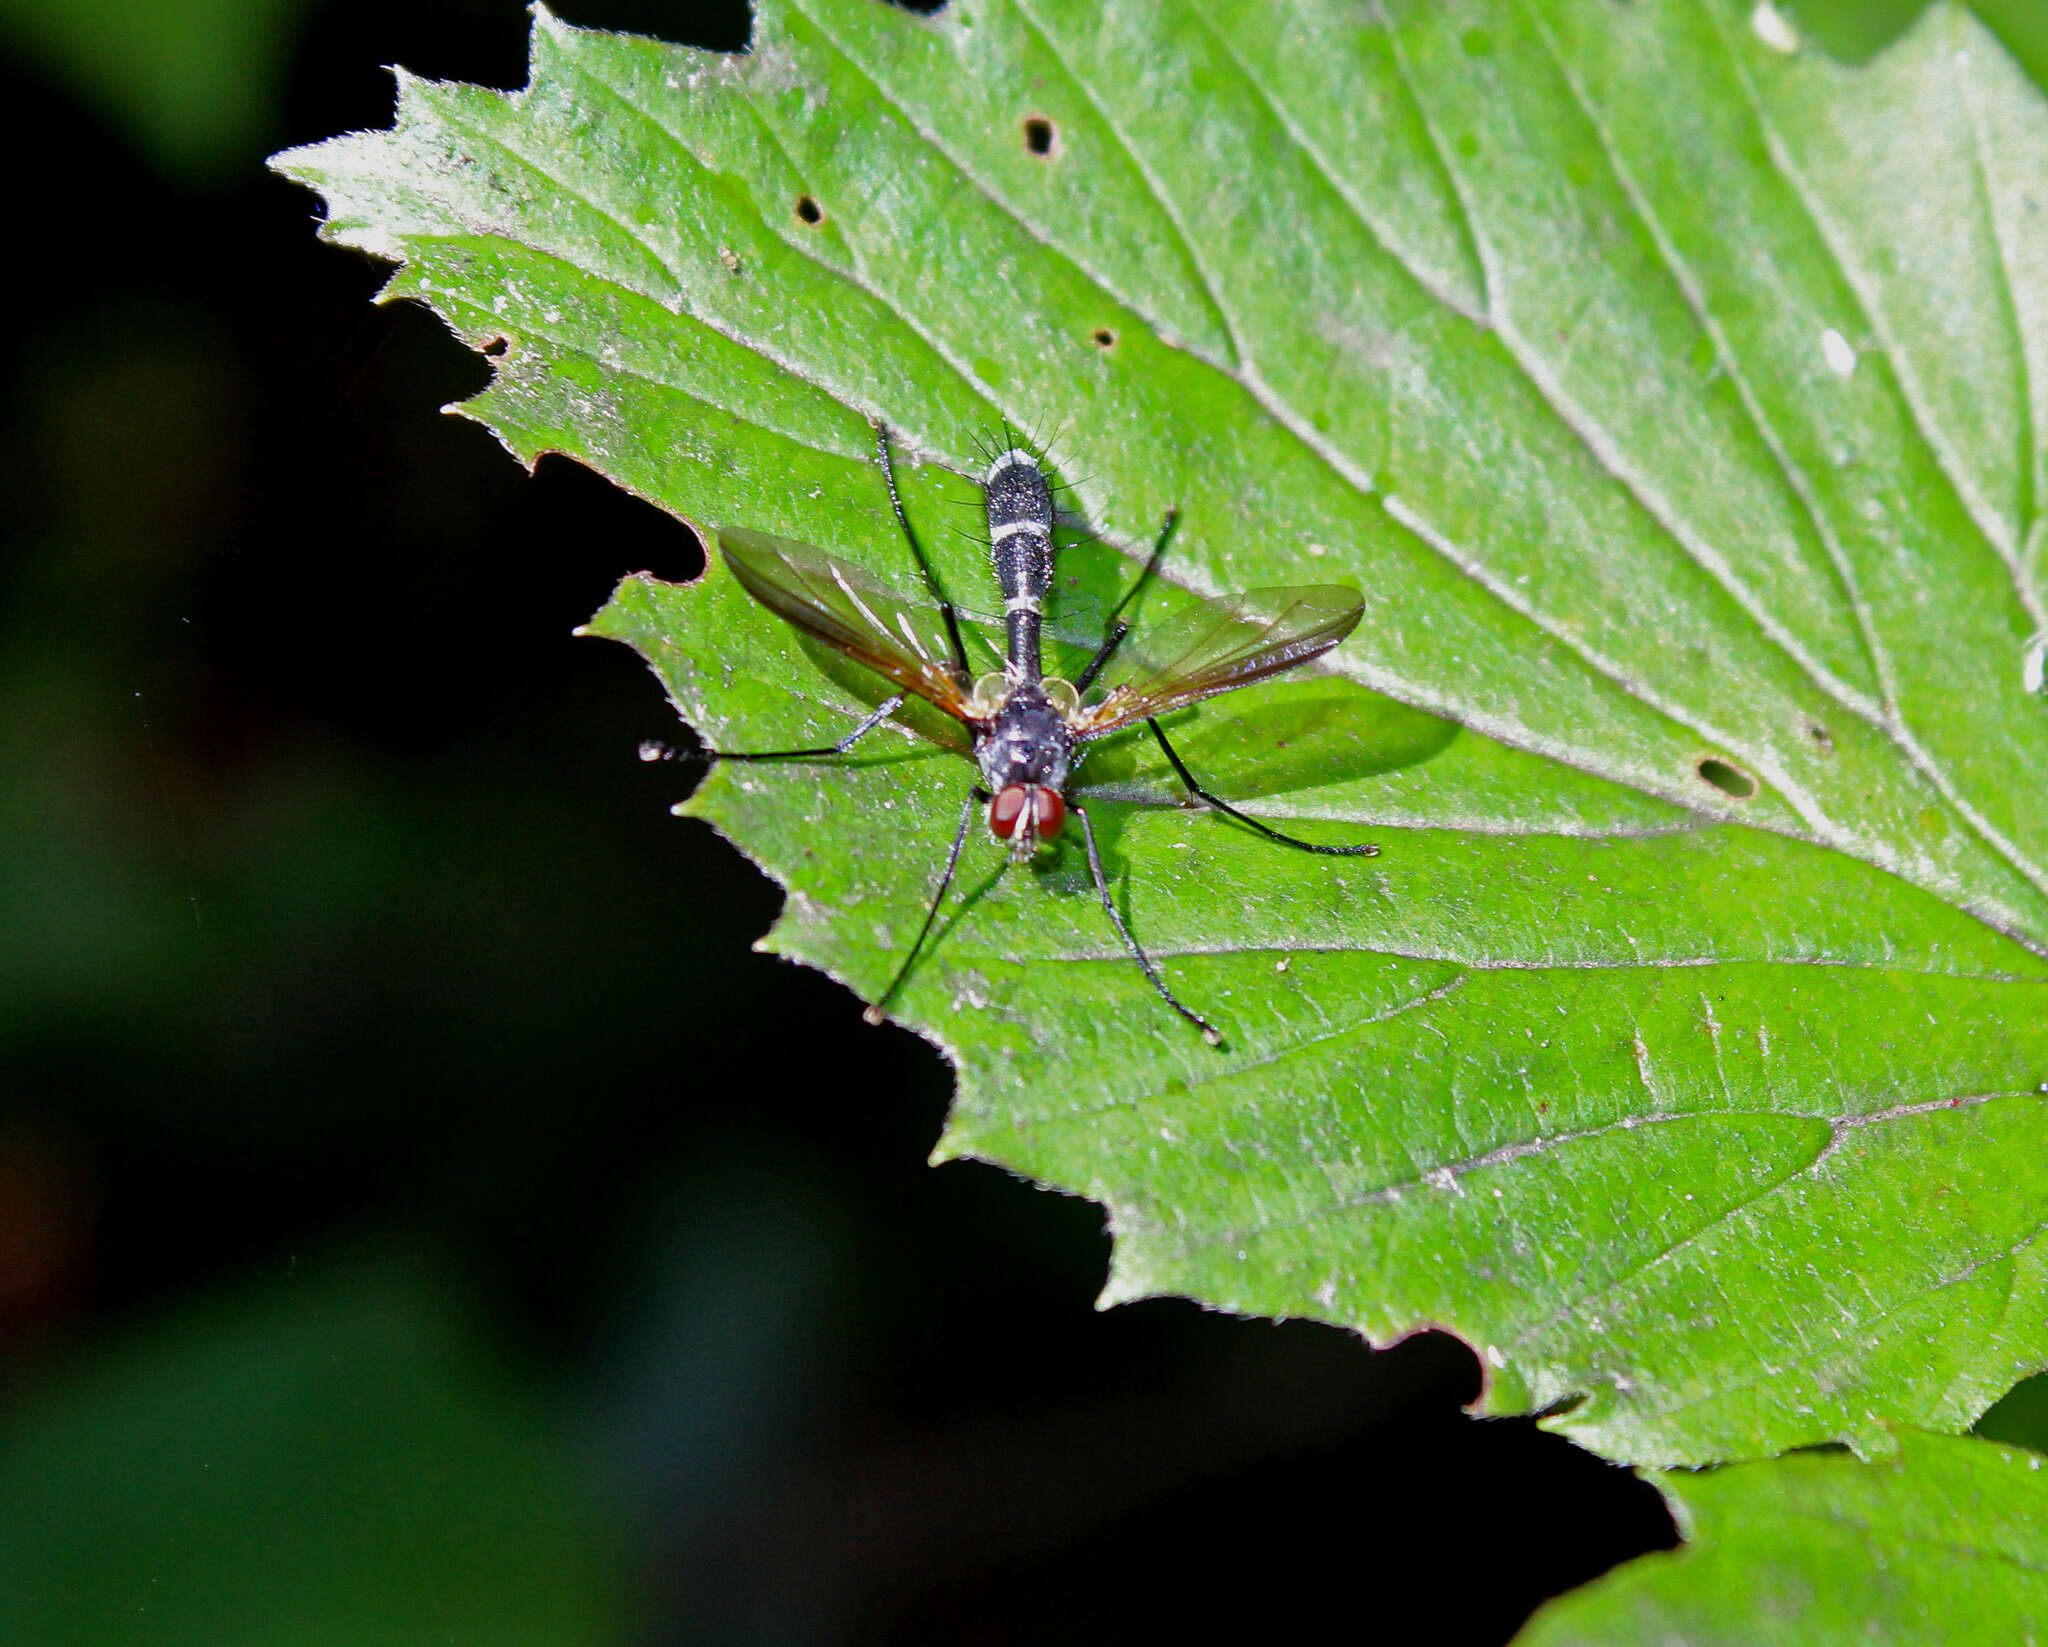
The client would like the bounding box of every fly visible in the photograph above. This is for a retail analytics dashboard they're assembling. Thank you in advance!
[662,424,1378,1045]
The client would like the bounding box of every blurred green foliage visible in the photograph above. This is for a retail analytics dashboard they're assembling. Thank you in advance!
[0,0,315,179]
[0,1258,620,1647]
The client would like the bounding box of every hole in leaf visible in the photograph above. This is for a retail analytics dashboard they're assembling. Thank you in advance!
[1092,327,1117,349]
[480,335,510,358]
[1023,115,1056,157]
[1696,757,1756,799]
[795,195,823,225]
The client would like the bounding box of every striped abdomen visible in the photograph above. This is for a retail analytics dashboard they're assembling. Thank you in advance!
[984,449,1055,681]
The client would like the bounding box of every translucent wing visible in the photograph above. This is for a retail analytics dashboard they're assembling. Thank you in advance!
[719,527,975,720]
[1072,585,1364,738]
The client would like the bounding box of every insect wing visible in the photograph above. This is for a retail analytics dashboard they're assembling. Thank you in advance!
[719,528,975,719]
[1074,585,1364,737]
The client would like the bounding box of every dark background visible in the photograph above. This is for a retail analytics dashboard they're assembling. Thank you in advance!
[3,1,2040,1642]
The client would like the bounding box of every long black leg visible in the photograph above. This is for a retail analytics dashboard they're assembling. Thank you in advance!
[865,785,988,1026]
[874,420,971,680]
[1146,719,1379,857]
[1075,506,1180,694]
[1073,802,1222,1046]
[641,692,907,765]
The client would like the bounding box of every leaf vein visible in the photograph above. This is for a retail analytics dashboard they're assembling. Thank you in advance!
[1703,0,2048,909]
[1514,0,1891,725]
[788,0,1239,372]
[1007,0,1247,372]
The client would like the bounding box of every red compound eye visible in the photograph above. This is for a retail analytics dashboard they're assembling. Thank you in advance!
[989,786,1030,839]
[989,786,1065,843]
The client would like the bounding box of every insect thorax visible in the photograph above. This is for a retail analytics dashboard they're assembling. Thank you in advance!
[973,682,1077,795]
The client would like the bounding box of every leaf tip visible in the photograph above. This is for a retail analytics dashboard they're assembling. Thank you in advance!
[263,141,318,183]
[1094,1252,1157,1312]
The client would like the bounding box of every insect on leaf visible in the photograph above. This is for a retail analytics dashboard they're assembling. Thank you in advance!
[274,0,2048,1492]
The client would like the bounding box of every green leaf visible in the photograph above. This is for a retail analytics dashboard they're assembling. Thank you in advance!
[1520,1429,2048,1643]
[272,0,2048,1467]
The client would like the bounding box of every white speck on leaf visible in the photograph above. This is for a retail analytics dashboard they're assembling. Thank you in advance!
[1822,328,1857,377]
[1751,2,1798,53]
